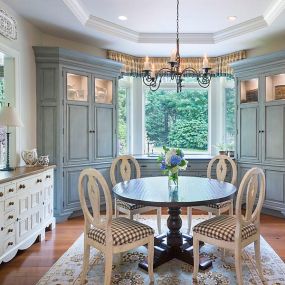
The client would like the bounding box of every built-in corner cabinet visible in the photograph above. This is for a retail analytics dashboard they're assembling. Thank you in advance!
[232,50,285,217]
[33,47,122,221]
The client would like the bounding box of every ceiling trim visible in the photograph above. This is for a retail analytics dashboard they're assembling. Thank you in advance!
[62,0,285,44]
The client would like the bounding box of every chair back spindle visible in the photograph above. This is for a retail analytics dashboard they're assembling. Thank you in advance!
[78,168,113,231]
[110,155,141,187]
[235,168,265,229]
[207,155,237,185]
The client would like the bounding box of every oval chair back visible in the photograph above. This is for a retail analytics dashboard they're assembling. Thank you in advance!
[235,168,265,234]
[207,155,237,185]
[78,168,113,239]
[110,155,141,187]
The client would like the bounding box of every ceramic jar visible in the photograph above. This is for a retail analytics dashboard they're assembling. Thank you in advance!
[38,155,49,166]
[21,149,38,167]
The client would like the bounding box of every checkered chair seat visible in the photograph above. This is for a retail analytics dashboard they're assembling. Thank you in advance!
[193,215,257,242]
[207,200,231,209]
[116,199,146,210]
[88,217,154,246]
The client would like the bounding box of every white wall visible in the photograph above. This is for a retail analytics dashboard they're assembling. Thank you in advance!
[0,0,106,166]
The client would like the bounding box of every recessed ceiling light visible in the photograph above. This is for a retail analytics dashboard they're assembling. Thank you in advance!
[118,16,127,21]
[227,16,237,21]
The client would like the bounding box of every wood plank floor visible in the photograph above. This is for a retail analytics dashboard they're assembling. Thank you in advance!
[0,211,284,285]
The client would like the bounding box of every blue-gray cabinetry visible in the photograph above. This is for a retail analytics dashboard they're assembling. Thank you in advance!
[232,50,285,217]
[33,47,122,221]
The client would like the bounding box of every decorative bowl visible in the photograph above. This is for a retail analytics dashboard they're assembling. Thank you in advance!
[21,149,38,167]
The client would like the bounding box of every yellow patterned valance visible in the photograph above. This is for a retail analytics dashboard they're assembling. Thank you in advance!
[107,50,246,77]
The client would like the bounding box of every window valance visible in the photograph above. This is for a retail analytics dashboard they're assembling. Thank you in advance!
[107,50,246,77]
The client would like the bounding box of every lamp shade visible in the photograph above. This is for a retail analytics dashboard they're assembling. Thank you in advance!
[0,104,23,127]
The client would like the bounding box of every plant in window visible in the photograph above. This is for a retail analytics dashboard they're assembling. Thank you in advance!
[215,143,228,155]
[157,146,188,188]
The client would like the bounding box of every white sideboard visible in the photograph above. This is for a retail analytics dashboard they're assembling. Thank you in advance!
[0,166,56,263]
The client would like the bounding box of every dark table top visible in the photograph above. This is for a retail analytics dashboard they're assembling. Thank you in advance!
[113,176,236,207]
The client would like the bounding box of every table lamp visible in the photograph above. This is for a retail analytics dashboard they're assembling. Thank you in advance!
[0,103,23,171]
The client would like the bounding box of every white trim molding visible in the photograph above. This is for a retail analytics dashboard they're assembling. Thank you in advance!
[62,0,285,45]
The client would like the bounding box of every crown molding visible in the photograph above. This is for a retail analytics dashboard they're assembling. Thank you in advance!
[62,0,89,25]
[214,16,267,43]
[63,0,285,45]
[264,0,285,25]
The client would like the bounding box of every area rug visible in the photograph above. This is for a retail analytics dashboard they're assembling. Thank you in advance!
[37,216,285,285]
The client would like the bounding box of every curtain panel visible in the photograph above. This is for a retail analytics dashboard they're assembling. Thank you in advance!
[107,50,246,77]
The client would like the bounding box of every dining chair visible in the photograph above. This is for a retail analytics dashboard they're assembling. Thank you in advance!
[110,155,162,234]
[193,167,265,285]
[78,168,154,285]
[186,155,237,234]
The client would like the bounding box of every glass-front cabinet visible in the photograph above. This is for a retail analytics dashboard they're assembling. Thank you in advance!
[240,78,258,103]
[265,73,285,102]
[95,78,113,104]
[66,73,88,101]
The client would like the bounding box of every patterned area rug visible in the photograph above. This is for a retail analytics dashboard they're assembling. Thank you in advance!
[37,216,285,285]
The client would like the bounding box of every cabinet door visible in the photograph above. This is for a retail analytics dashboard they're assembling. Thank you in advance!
[63,165,112,212]
[264,168,285,213]
[237,105,260,162]
[64,70,92,165]
[93,77,116,160]
[262,105,285,165]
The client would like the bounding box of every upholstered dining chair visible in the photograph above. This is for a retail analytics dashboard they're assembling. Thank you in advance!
[110,155,162,234]
[193,167,265,285]
[78,168,154,285]
[186,155,237,234]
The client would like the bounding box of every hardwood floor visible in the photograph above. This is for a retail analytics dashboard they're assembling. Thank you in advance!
[0,211,284,285]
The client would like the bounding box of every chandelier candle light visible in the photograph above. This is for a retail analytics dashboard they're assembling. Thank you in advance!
[142,0,212,92]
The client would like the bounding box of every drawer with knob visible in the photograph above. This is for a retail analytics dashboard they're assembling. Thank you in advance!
[4,210,16,226]
[4,183,16,198]
[3,235,16,253]
[1,224,15,239]
[4,197,17,212]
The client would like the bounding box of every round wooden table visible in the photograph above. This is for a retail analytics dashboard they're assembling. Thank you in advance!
[113,176,236,271]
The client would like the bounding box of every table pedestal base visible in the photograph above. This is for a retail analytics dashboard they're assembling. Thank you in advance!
[138,207,212,271]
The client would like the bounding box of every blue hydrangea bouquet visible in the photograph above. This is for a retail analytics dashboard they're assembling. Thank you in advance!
[157,146,188,186]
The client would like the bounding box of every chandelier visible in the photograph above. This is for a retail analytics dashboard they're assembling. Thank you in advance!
[142,0,212,92]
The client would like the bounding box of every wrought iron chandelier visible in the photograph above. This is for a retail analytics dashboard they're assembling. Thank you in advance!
[142,0,212,92]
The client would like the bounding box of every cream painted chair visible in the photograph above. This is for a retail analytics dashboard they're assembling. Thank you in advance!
[78,168,154,285]
[110,155,162,234]
[193,167,265,285]
[186,155,237,234]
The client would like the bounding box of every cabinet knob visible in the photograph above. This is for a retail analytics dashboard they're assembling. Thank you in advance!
[0,192,3,197]
[19,184,26,189]
[16,218,19,222]
[8,188,14,193]
[36,179,42,183]
[46,175,51,179]
[8,242,13,246]
[8,215,13,219]
[9,202,14,206]
[8,229,13,233]
[1,227,3,231]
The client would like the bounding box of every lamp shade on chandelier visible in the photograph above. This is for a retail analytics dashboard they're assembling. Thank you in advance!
[142,0,212,92]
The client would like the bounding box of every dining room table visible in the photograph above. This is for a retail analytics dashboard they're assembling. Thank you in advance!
[112,175,237,271]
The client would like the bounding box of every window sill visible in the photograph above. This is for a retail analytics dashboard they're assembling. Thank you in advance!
[134,154,214,160]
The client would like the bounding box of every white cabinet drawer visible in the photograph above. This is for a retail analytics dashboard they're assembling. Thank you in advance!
[4,210,16,226]
[4,183,16,198]
[3,235,16,253]
[17,175,43,192]
[2,223,15,239]
[4,196,17,213]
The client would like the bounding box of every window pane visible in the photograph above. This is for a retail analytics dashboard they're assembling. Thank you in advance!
[225,86,235,146]
[118,87,128,154]
[145,88,208,154]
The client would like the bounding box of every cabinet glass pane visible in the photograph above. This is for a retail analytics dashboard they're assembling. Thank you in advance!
[95,79,112,104]
[67,73,88,101]
[240,78,258,103]
[266,74,285,102]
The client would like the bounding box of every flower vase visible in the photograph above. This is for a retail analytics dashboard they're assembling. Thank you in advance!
[168,170,179,190]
